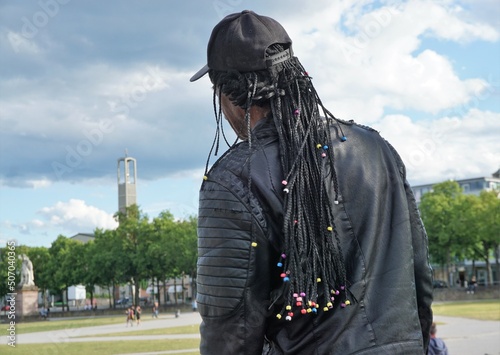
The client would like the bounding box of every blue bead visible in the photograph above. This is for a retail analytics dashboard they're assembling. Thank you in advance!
[277,262,283,267]
[283,277,290,282]
[323,145,329,150]
[341,136,347,142]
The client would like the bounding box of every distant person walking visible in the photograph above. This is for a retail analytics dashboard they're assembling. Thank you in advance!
[428,322,449,355]
[126,306,134,327]
[135,305,142,326]
[152,301,159,318]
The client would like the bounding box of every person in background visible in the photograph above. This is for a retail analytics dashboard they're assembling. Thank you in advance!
[428,322,449,355]
[135,305,142,326]
[467,275,477,294]
[191,10,433,354]
[126,306,134,327]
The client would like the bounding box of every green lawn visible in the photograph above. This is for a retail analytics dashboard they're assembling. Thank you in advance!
[3,339,200,355]
[432,299,500,321]
[75,323,200,337]
[3,300,497,355]
[13,315,135,334]
[15,299,498,336]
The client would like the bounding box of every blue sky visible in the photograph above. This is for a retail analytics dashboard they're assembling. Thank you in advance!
[1,0,499,247]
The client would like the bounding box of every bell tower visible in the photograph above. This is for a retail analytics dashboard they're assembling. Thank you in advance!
[117,150,137,214]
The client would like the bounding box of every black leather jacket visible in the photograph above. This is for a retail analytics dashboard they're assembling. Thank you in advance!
[197,117,433,354]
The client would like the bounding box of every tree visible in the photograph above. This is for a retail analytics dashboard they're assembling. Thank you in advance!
[46,235,81,312]
[149,212,197,305]
[0,244,22,299]
[420,181,500,286]
[148,211,173,305]
[91,228,129,308]
[475,191,500,285]
[26,246,51,307]
[419,181,465,277]
[176,216,198,300]
[114,204,152,307]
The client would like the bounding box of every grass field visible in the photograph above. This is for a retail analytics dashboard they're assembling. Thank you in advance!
[14,314,153,334]
[6,339,199,355]
[432,299,500,321]
[2,299,498,355]
[75,323,200,337]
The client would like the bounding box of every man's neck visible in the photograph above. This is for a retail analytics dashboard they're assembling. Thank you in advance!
[248,105,271,129]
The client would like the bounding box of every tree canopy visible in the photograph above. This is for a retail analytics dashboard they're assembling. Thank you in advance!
[419,181,500,284]
[0,206,198,306]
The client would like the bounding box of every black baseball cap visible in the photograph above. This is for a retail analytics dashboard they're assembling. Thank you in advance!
[190,10,293,82]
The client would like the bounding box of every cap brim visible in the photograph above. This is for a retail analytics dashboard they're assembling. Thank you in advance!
[189,64,209,82]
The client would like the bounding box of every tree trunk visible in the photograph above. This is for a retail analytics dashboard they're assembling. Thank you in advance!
[44,289,48,309]
[483,242,492,286]
[174,279,178,305]
[65,286,70,312]
[191,275,196,301]
[163,276,167,306]
[495,245,499,285]
[133,276,141,307]
[181,276,186,304]
[90,288,94,310]
[150,276,155,301]
[156,278,160,305]
[446,247,451,286]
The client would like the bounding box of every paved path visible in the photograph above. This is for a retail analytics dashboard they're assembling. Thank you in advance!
[15,312,500,354]
[433,315,500,355]
[17,312,202,345]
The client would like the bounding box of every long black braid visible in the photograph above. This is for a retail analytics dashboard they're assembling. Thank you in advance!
[208,44,352,321]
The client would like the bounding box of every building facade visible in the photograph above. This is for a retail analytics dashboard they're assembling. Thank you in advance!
[411,168,500,204]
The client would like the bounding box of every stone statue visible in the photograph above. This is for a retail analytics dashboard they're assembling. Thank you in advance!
[18,254,35,287]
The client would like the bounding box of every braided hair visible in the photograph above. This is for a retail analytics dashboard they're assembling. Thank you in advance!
[208,44,352,321]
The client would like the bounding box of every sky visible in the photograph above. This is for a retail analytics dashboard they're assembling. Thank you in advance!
[0,0,499,248]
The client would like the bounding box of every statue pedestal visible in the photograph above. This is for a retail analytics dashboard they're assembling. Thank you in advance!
[16,286,39,317]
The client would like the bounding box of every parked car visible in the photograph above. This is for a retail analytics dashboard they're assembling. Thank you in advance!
[433,280,448,288]
[116,297,130,306]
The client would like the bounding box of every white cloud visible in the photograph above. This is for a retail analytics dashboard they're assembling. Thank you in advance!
[283,0,498,120]
[6,31,40,54]
[37,199,118,233]
[373,108,500,184]
[1,0,499,247]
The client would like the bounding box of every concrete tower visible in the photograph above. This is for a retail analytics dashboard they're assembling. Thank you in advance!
[117,152,137,214]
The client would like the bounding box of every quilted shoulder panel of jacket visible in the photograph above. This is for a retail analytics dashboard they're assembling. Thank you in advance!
[197,146,268,318]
